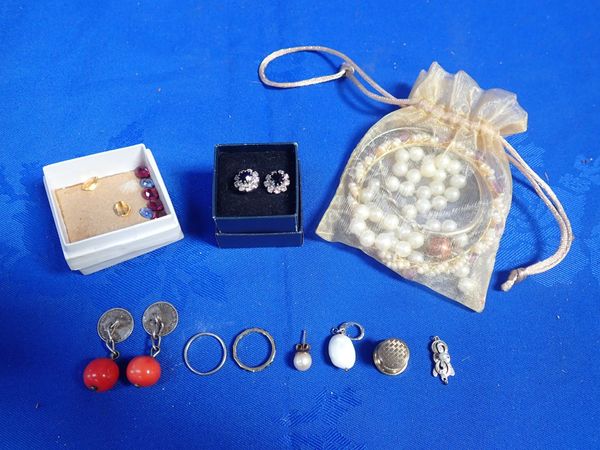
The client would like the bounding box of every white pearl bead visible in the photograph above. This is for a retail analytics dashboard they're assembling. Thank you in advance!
[392,161,408,177]
[408,251,424,263]
[455,265,470,278]
[444,187,460,202]
[415,198,431,215]
[432,195,448,211]
[375,232,395,251]
[359,230,376,247]
[425,218,442,231]
[368,206,384,222]
[450,174,467,188]
[328,333,356,370]
[398,181,415,197]
[360,189,375,203]
[375,144,389,155]
[416,186,432,199]
[349,219,367,235]
[409,146,424,162]
[406,168,422,184]
[458,277,476,294]
[391,137,405,148]
[407,231,425,249]
[378,249,392,259]
[397,260,409,270]
[435,153,451,169]
[454,233,469,248]
[385,176,401,192]
[367,179,381,191]
[438,261,449,272]
[491,210,503,224]
[293,351,312,371]
[430,181,445,196]
[441,219,457,232]
[472,242,486,254]
[348,182,359,197]
[354,204,370,220]
[394,240,412,257]
[447,160,462,174]
[401,204,417,220]
[433,170,447,182]
[382,214,400,231]
[394,148,409,162]
[396,223,412,239]
[420,160,437,178]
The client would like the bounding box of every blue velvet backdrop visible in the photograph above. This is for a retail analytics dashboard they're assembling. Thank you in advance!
[1,1,598,449]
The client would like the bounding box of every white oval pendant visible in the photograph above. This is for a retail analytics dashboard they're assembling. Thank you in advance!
[328,333,356,370]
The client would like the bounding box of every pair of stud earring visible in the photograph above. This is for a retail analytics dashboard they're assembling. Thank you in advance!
[82,302,178,392]
[234,169,291,194]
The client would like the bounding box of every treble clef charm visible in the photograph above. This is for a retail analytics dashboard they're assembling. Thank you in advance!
[430,336,455,384]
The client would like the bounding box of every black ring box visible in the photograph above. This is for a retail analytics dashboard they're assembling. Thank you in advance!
[212,143,303,247]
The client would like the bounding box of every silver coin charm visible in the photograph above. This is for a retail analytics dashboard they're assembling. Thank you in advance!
[143,301,179,337]
[373,338,410,376]
[431,336,455,384]
[142,301,179,358]
[96,307,134,360]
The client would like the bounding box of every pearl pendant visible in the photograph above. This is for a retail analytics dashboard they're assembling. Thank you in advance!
[328,322,365,371]
[293,330,312,372]
[329,334,355,370]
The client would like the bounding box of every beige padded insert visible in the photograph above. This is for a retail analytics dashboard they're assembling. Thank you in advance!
[55,171,152,243]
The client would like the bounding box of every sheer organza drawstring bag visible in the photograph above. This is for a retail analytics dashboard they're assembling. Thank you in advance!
[259,46,572,312]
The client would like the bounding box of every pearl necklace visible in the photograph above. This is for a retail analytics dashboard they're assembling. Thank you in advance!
[345,127,509,295]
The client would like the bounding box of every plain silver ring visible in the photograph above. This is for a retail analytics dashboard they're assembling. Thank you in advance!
[183,332,227,376]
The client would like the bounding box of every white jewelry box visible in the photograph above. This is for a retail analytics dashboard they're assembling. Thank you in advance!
[43,143,183,274]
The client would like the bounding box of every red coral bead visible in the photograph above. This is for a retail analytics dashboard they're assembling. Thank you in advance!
[126,356,161,387]
[83,358,119,392]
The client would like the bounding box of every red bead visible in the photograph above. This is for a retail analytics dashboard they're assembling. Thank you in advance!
[83,357,119,392]
[135,166,150,178]
[126,356,161,387]
[142,188,159,201]
[147,199,164,211]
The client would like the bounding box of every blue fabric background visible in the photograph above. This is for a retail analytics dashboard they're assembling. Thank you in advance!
[1,1,598,448]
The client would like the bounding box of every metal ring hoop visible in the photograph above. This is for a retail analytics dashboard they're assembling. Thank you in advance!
[183,332,228,376]
[333,321,365,341]
[232,327,276,372]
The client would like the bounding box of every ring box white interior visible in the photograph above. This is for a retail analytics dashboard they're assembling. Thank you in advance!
[43,144,183,274]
